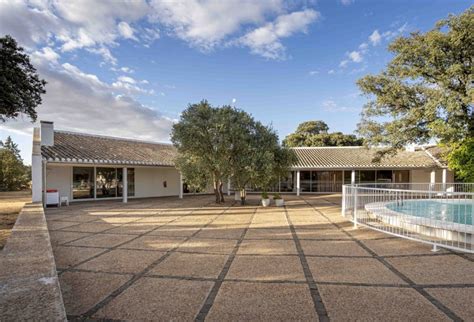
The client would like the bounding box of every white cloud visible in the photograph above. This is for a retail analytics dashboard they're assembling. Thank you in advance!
[340,0,354,5]
[237,9,319,59]
[328,69,335,75]
[369,30,381,45]
[348,50,363,62]
[149,0,283,50]
[117,76,137,84]
[308,70,319,76]
[339,60,349,68]
[322,99,356,112]
[2,57,173,142]
[0,0,318,61]
[117,21,137,40]
[32,47,60,64]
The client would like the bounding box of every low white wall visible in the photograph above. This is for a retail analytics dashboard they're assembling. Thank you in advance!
[135,167,180,198]
[46,165,72,201]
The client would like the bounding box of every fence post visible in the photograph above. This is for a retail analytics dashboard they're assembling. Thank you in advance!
[353,186,358,228]
[341,185,346,217]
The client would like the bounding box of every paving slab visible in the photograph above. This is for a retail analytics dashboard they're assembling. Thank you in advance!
[307,257,406,285]
[104,222,160,235]
[237,239,298,255]
[66,232,137,248]
[76,248,166,274]
[300,240,371,257]
[148,252,228,279]
[362,237,449,256]
[295,228,350,240]
[61,222,113,233]
[93,277,213,320]
[49,231,92,246]
[177,237,238,254]
[425,287,474,321]
[59,271,131,316]
[53,246,105,269]
[226,255,305,282]
[244,228,293,240]
[194,227,245,239]
[206,282,318,321]
[386,254,474,284]
[118,235,186,251]
[318,285,449,321]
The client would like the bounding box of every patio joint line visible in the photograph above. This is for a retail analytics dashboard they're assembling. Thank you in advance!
[284,205,329,322]
[81,201,236,319]
[302,197,463,322]
[194,206,258,322]
[56,201,214,276]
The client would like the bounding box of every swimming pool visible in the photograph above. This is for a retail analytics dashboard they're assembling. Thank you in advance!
[386,200,473,226]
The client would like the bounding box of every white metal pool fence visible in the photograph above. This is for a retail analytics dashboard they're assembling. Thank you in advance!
[342,183,474,253]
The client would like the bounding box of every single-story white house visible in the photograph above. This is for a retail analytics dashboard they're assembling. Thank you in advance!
[31,121,453,205]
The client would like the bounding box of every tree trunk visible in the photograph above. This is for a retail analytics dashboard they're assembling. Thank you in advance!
[240,189,246,205]
[218,181,225,203]
[213,180,220,203]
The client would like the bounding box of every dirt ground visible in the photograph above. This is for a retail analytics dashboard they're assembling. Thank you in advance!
[0,191,31,249]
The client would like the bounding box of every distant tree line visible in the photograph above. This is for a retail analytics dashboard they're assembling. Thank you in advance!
[283,120,363,147]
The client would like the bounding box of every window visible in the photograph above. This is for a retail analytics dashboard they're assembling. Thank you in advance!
[359,170,376,183]
[376,170,393,183]
[96,167,118,198]
[127,168,135,196]
[72,167,94,199]
[393,170,409,183]
[300,171,311,192]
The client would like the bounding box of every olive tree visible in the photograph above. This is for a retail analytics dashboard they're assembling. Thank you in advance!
[172,100,295,204]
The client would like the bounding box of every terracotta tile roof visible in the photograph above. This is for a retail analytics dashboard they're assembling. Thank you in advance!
[423,145,448,166]
[291,147,441,169]
[41,131,176,166]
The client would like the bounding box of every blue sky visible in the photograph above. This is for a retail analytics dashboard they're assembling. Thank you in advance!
[0,0,471,164]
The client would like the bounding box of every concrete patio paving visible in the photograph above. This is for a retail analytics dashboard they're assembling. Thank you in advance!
[46,194,474,321]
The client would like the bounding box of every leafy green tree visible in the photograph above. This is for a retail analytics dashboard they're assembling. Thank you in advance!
[284,120,363,147]
[0,137,30,191]
[230,122,296,204]
[296,121,329,135]
[172,100,295,204]
[0,136,21,160]
[446,138,474,182]
[356,7,474,173]
[1,35,46,122]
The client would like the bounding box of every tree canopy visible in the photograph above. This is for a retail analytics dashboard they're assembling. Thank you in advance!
[172,100,295,203]
[0,136,30,191]
[356,7,473,176]
[283,120,363,147]
[0,35,46,122]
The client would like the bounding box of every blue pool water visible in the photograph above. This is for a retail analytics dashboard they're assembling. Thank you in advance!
[387,200,473,226]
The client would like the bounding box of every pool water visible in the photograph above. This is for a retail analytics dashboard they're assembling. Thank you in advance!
[387,200,473,226]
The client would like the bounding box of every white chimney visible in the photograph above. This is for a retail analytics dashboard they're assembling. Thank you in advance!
[40,121,54,146]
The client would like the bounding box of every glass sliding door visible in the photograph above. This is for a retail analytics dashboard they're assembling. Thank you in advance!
[376,170,393,183]
[127,168,135,197]
[96,167,119,198]
[300,171,311,192]
[72,167,94,199]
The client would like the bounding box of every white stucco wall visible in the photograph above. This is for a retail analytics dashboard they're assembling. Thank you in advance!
[410,169,454,183]
[134,167,180,198]
[46,165,72,201]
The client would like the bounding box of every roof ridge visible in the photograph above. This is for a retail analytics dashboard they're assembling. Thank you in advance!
[421,146,446,168]
[54,130,173,146]
[290,146,365,149]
